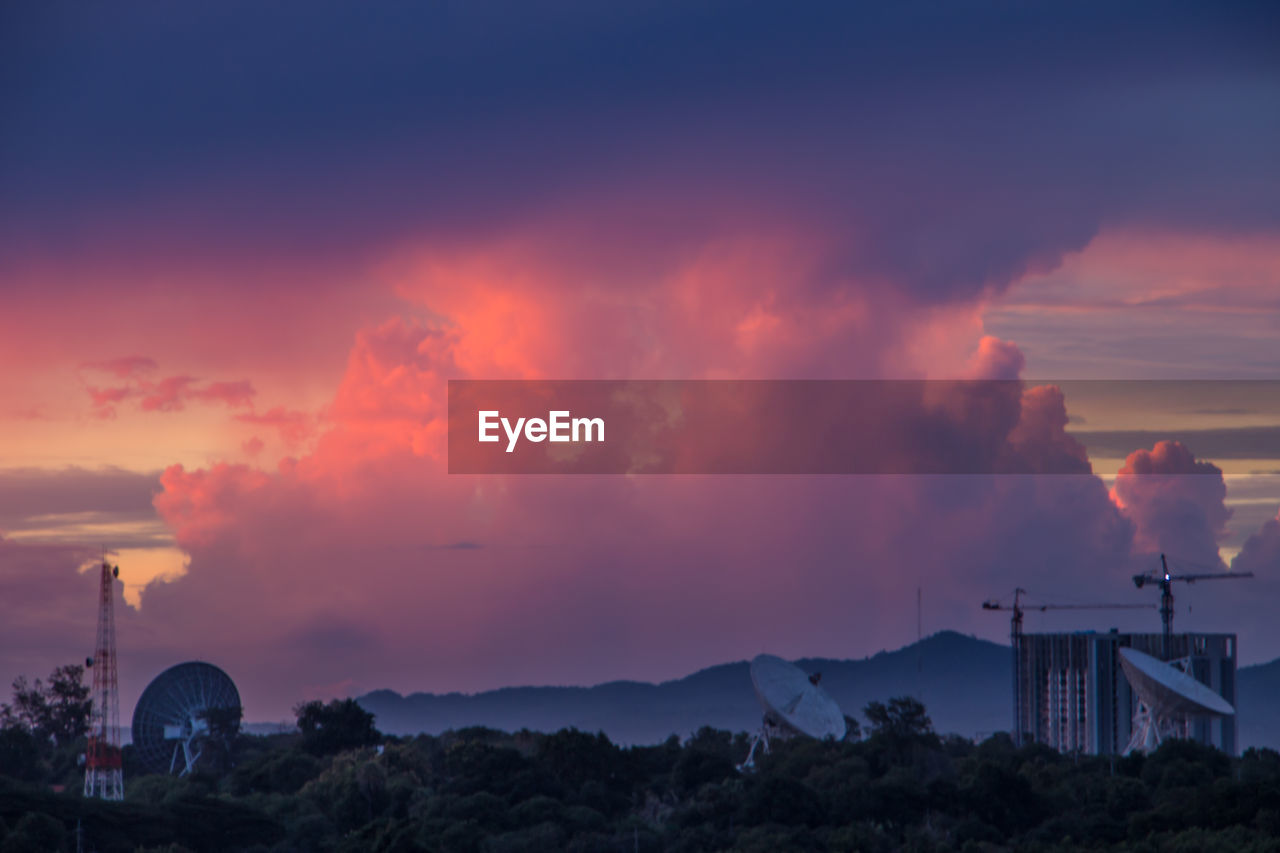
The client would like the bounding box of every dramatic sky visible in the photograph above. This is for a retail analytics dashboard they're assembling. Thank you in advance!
[2,0,1278,722]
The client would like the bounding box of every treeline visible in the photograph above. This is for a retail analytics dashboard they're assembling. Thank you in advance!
[2,688,1280,851]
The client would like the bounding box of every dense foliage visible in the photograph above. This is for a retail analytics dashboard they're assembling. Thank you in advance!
[0,665,91,749]
[1,676,1279,852]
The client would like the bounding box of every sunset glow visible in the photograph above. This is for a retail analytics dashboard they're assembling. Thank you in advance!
[2,1,1277,728]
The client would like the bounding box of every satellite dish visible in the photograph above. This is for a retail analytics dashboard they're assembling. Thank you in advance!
[1118,646,1233,755]
[132,661,241,776]
[739,654,845,769]
[751,655,846,739]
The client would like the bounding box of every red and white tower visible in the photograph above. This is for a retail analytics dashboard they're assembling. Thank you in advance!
[84,557,123,800]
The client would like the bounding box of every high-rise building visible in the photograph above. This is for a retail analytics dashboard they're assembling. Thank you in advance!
[1014,631,1236,755]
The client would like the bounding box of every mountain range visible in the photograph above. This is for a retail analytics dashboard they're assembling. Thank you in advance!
[357,631,1280,750]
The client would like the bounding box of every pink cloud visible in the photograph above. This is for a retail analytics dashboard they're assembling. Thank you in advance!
[81,370,257,416]
[86,385,131,419]
[965,336,1025,380]
[137,376,197,412]
[87,386,131,407]
[133,316,1150,718]
[153,463,272,548]
[191,380,256,409]
[1,229,1263,721]
[81,355,158,378]
[235,407,312,447]
[1,303,1252,723]
[1111,440,1230,567]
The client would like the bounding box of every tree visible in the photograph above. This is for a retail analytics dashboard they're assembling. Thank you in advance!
[295,699,380,755]
[44,664,91,744]
[0,726,41,781]
[0,677,47,735]
[1,812,67,853]
[863,697,932,740]
[0,664,91,746]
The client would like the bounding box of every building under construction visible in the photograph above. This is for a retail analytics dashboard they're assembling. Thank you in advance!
[1014,631,1237,755]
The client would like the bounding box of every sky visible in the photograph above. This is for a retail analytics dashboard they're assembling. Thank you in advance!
[1,0,1279,723]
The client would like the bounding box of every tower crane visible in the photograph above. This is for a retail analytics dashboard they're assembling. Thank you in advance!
[1133,553,1253,660]
[981,588,1155,746]
[982,587,1156,645]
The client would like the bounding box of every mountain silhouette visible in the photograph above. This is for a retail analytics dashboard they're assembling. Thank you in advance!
[357,630,1280,749]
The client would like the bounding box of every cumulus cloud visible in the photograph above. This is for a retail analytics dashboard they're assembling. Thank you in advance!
[3,311,1249,720]
[3,0,1275,718]
[1233,510,1280,576]
[126,318,1146,717]
[1111,440,1231,567]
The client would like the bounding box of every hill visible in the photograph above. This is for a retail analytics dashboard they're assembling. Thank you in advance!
[359,630,1280,750]
[358,630,1011,744]
[1239,656,1280,752]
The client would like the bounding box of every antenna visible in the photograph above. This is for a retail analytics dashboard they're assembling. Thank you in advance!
[1118,646,1234,754]
[84,553,123,800]
[981,588,1154,746]
[738,654,845,770]
[1132,553,1254,659]
[133,661,242,776]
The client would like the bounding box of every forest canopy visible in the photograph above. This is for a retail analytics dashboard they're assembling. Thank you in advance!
[1,669,1278,853]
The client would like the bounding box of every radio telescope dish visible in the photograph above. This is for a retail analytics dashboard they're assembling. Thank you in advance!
[739,654,845,769]
[132,661,242,776]
[1118,647,1233,755]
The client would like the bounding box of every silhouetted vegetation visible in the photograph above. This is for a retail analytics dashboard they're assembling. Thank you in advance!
[0,664,92,789]
[295,698,380,756]
[1,664,91,748]
[2,689,1280,852]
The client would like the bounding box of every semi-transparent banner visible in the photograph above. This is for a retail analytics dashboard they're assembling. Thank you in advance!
[447,380,1280,475]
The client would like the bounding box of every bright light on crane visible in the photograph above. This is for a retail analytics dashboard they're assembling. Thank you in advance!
[1133,553,1253,660]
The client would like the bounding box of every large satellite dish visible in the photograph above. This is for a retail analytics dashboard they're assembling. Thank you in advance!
[739,654,845,769]
[1118,647,1233,755]
[132,661,241,776]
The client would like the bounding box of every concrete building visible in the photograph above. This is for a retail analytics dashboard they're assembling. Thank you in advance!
[1014,631,1237,755]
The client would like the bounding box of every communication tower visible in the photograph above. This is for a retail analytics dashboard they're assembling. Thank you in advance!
[84,557,123,800]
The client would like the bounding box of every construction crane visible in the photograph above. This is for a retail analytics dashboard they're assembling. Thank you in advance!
[1133,553,1254,660]
[982,588,1154,746]
[982,587,1156,644]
